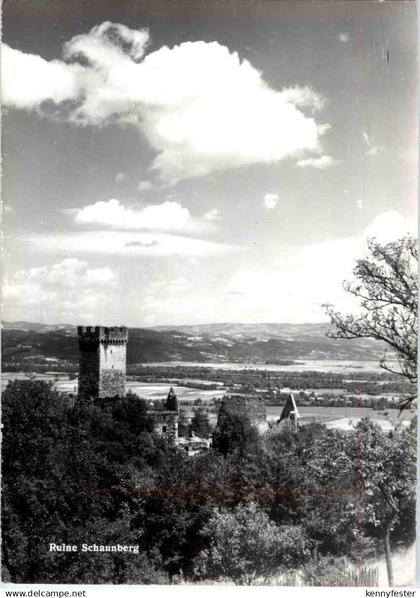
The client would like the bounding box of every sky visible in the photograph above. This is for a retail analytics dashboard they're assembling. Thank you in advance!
[2,0,417,326]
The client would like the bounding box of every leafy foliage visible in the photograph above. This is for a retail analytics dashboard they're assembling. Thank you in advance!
[1,380,416,585]
[1,381,166,583]
[191,407,212,438]
[194,502,311,584]
[212,406,260,457]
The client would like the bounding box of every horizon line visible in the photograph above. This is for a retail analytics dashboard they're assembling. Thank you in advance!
[2,319,332,329]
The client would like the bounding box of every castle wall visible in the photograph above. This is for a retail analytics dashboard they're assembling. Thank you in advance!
[152,411,179,444]
[216,394,268,433]
[78,342,100,399]
[224,395,267,422]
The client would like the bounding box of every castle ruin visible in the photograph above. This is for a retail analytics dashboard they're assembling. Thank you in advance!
[76,325,274,447]
[148,387,180,445]
[78,326,128,400]
[215,394,268,433]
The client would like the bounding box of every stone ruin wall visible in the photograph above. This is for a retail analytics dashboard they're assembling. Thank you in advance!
[225,395,267,423]
[153,411,179,444]
[98,340,127,398]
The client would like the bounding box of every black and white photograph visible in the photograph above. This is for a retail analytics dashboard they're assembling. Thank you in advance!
[1,0,417,588]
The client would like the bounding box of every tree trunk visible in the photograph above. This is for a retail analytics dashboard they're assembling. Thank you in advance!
[383,525,394,587]
[2,536,17,583]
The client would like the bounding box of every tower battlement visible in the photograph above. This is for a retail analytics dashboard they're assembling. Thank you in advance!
[78,326,128,345]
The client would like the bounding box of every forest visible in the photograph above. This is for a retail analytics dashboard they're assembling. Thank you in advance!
[2,379,416,585]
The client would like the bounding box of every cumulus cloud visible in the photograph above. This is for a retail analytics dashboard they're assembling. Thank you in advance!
[64,21,150,65]
[296,155,341,169]
[1,44,85,110]
[339,32,349,43]
[3,258,117,322]
[280,86,325,113]
[263,193,278,209]
[2,22,329,183]
[75,199,191,232]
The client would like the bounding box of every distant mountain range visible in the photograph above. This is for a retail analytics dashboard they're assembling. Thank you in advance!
[2,321,387,365]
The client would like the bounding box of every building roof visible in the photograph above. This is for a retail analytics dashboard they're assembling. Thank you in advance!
[279,392,300,422]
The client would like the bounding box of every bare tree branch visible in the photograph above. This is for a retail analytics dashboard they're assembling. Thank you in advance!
[323,235,417,410]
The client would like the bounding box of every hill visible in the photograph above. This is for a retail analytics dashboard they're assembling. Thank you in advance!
[2,321,387,367]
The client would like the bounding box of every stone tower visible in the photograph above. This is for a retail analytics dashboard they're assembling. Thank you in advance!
[78,326,128,400]
[150,387,179,444]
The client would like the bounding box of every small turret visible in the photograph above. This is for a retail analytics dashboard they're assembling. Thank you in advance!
[166,387,179,412]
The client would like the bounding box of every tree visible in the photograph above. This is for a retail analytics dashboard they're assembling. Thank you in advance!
[212,407,260,457]
[193,502,311,584]
[324,235,417,409]
[302,418,416,586]
[177,410,190,438]
[1,380,165,583]
[191,407,211,438]
[348,420,416,586]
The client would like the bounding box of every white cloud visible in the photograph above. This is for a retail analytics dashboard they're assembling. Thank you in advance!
[226,237,361,322]
[339,32,349,43]
[365,210,416,243]
[138,180,153,191]
[1,44,85,110]
[203,208,221,222]
[296,155,341,169]
[75,199,190,231]
[362,131,370,145]
[115,172,126,183]
[63,21,150,65]
[5,211,415,325]
[73,198,220,236]
[362,131,382,157]
[356,199,363,210]
[85,267,116,284]
[263,193,278,209]
[26,230,240,257]
[3,258,117,322]
[224,211,417,322]
[280,86,325,113]
[2,22,329,183]
[366,146,382,157]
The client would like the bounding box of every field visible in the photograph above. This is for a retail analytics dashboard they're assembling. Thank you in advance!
[140,359,389,373]
[267,405,412,431]
[2,368,413,433]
